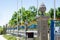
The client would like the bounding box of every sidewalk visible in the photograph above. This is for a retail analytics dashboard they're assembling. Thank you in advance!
[0,35,7,40]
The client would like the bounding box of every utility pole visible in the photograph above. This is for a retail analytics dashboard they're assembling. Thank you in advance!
[54,0,56,20]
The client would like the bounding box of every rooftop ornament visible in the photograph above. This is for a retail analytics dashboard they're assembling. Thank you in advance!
[39,3,46,16]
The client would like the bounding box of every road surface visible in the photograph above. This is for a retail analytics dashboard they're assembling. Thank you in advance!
[0,35,7,40]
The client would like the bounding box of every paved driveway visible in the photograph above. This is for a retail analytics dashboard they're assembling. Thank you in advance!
[0,35,7,40]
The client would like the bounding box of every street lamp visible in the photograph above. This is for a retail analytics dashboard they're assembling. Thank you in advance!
[36,0,40,18]
[39,3,46,16]
[54,0,56,40]
[54,0,56,20]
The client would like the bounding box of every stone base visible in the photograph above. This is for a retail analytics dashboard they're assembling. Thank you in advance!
[36,16,49,40]
[55,35,60,40]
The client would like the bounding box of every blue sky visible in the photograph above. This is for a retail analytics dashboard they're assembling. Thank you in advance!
[0,0,60,26]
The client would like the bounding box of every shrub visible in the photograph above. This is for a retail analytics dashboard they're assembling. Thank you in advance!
[0,27,3,34]
[3,35,17,40]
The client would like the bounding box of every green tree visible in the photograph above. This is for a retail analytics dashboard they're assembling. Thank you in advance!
[56,7,60,18]
[49,8,54,18]
[0,26,3,34]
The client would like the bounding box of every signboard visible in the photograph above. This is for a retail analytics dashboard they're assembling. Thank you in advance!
[54,20,60,40]
[54,20,60,34]
[50,20,60,40]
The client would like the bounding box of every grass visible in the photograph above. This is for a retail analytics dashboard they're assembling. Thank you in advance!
[3,34,17,40]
